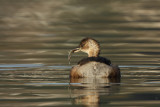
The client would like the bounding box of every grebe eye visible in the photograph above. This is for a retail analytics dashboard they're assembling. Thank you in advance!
[80,43,85,48]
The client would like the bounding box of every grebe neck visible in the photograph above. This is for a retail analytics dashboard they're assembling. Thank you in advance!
[88,49,100,57]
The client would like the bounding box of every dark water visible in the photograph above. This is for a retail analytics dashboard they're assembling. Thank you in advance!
[0,0,160,107]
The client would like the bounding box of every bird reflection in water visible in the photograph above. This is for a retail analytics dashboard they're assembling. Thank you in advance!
[70,77,120,107]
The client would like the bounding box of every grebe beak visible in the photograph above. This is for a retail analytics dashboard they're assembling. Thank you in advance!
[68,48,81,64]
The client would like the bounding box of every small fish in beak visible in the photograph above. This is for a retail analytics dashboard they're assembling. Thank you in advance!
[68,48,80,64]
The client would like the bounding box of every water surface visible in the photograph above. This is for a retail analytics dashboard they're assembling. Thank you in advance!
[0,0,160,107]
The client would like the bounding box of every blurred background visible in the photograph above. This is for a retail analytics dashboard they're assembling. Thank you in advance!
[0,1,160,107]
[0,0,159,65]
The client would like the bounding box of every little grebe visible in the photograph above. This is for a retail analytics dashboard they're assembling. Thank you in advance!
[68,38,120,78]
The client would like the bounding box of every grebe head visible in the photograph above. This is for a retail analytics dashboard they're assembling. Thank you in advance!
[68,38,100,63]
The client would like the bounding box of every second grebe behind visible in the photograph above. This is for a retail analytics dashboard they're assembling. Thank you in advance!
[68,38,120,78]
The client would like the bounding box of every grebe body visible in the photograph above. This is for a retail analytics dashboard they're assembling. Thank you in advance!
[68,38,120,78]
